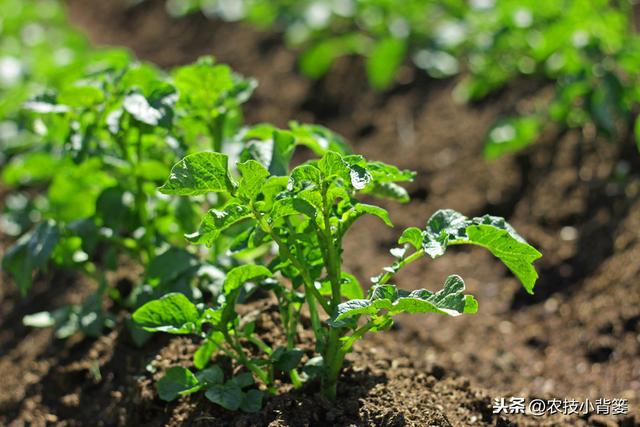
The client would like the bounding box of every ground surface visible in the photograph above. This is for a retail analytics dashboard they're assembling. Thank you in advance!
[0,0,639,425]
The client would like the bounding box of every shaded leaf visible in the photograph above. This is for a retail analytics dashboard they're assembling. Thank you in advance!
[156,367,200,401]
[160,152,235,196]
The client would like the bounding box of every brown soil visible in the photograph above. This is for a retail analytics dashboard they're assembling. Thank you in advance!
[1,0,639,425]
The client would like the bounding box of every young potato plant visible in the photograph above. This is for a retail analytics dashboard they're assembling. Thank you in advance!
[133,141,541,409]
[1,56,256,339]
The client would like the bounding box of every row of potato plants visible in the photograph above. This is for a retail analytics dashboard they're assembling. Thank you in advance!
[1,47,542,408]
[160,0,640,158]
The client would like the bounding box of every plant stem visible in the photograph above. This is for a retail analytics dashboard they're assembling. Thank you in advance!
[376,248,425,286]
[248,335,272,356]
[319,185,346,400]
[223,330,270,385]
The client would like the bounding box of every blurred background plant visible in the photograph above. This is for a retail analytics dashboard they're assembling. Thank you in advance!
[157,0,640,157]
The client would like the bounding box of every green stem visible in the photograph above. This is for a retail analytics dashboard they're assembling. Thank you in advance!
[323,320,377,400]
[223,331,270,385]
[248,335,272,356]
[376,249,425,286]
[134,130,155,263]
[319,185,347,400]
[289,369,303,388]
[209,114,225,152]
[250,204,331,316]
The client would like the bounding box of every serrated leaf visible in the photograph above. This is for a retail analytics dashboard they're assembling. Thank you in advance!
[160,152,235,196]
[156,366,200,401]
[205,384,243,411]
[2,220,59,296]
[132,293,200,334]
[330,275,477,326]
[187,203,252,246]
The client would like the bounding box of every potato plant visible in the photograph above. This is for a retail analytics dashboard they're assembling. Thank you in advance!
[133,142,541,408]
[1,56,256,339]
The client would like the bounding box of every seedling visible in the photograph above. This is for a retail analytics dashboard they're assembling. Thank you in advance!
[134,143,541,408]
[2,56,256,339]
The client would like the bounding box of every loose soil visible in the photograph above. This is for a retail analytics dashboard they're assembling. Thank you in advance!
[1,0,639,425]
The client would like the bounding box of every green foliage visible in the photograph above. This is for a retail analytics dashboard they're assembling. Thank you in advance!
[0,5,544,410]
[161,0,640,155]
[1,54,257,337]
[134,143,541,406]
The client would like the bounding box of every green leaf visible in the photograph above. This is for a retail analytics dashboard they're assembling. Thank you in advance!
[366,37,407,90]
[272,347,304,372]
[2,220,59,296]
[187,203,252,246]
[271,196,318,221]
[132,293,200,334]
[484,116,541,160]
[146,247,198,286]
[340,272,365,300]
[240,389,263,413]
[196,365,224,385]
[341,203,393,230]
[365,161,415,183]
[330,275,477,326]
[422,210,541,294]
[58,85,104,107]
[289,122,351,156]
[318,151,350,181]
[422,209,469,258]
[227,372,254,388]
[193,340,219,370]
[156,366,200,401]
[237,160,270,201]
[223,265,272,294]
[459,219,541,294]
[205,384,243,411]
[159,152,235,196]
[288,164,322,191]
[399,227,423,250]
[242,129,296,176]
[363,182,410,203]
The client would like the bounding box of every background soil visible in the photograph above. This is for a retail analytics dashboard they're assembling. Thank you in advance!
[1,0,639,425]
